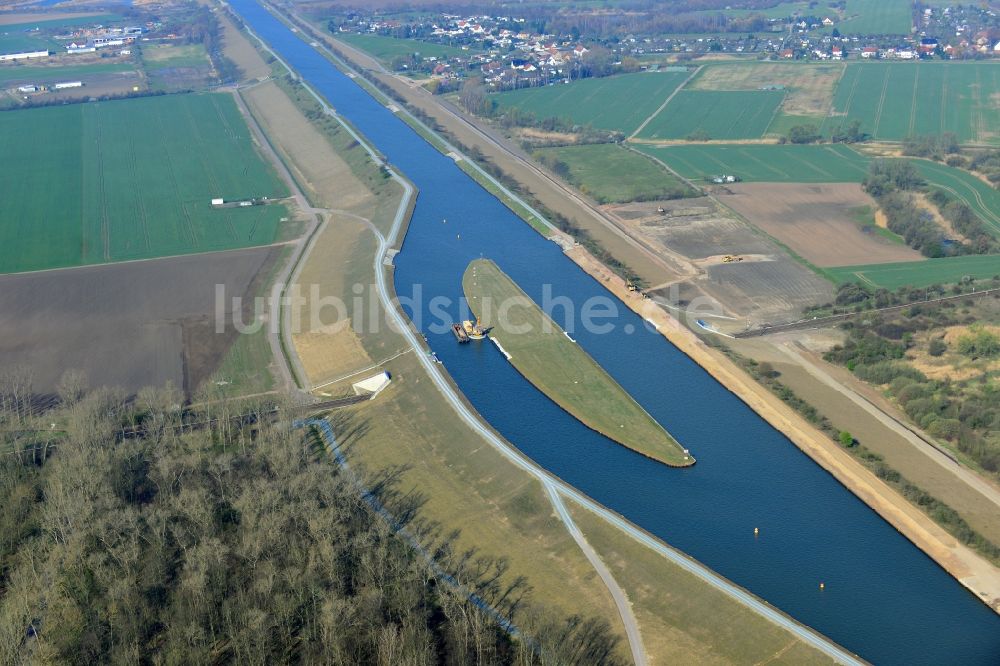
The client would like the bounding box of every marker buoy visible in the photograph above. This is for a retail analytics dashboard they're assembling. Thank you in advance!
[754,527,759,536]
[819,582,825,590]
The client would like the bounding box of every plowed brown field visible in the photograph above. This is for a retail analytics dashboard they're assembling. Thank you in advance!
[720,183,924,267]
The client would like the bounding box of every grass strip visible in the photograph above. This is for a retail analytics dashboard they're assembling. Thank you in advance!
[463,258,692,467]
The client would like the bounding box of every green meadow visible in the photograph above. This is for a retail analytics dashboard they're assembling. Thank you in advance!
[338,33,476,62]
[637,143,871,182]
[636,90,784,141]
[533,144,697,203]
[0,93,288,274]
[830,255,1000,289]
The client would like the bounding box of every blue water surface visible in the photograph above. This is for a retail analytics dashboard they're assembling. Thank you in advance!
[229,2,1000,662]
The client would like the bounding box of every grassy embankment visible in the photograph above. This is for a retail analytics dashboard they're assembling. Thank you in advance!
[715,337,1000,567]
[463,258,693,467]
[569,503,837,665]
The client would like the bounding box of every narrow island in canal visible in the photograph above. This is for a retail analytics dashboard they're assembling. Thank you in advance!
[462,259,694,467]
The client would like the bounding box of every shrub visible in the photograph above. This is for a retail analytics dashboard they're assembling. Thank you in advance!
[956,326,1000,358]
[852,361,924,385]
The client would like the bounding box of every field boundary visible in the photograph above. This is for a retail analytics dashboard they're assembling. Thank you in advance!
[628,65,701,140]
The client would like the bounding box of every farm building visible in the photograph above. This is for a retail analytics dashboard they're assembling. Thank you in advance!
[0,50,49,62]
[53,81,83,90]
[17,85,38,93]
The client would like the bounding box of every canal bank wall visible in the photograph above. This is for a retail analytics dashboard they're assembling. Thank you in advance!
[565,245,1000,614]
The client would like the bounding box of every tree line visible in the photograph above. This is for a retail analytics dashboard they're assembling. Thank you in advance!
[862,159,999,257]
[0,372,624,664]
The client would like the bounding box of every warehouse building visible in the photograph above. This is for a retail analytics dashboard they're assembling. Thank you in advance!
[0,50,49,62]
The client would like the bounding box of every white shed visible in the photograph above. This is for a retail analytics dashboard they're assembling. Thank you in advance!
[352,371,391,397]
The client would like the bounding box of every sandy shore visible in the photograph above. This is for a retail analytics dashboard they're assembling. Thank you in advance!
[566,245,1000,614]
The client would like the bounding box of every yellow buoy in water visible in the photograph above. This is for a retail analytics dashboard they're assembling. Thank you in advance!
[819,582,825,590]
[754,527,759,536]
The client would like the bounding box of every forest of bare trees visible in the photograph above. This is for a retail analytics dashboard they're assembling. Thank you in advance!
[0,371,623,664]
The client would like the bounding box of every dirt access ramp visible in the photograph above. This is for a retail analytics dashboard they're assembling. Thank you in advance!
[720,182,924,267]
[0,246,279,397]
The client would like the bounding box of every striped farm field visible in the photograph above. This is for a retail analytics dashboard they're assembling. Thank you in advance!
[912,159,1000,238]
[491,70,692,134]
[637,143,871,182]
[338,33,477,63]
[830,254,1000,289]
[825,63,1000,144]
[0,61,133,84]
[0,93,288,274]
[635,90,784,140]
[839,0,913,35]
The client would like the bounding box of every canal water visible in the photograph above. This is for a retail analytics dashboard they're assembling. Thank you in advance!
[230,2,1000,662]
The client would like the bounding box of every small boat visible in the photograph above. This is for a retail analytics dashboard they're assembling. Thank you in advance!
[452,323,470,343]
[463,319,486,340]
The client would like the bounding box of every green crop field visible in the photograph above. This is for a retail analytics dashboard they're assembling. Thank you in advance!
[464,259,692,467]
[337,33,476,62]
[826,63,1000,144]
[830,254,1000,289]
[0,93,289,274]
[0,61,133,84]
[912,159,1000,237]
[636,90,784,140]
[689,1,812,19]
[0,33,59,54]
[533,144,697,203]
[839,0,912,35]
[491,70,692,134]
[637,143,871,182]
